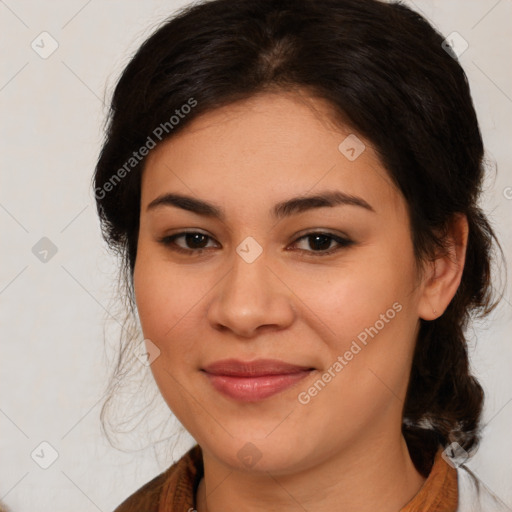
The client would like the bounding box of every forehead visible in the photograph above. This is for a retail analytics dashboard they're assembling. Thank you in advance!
[141,91,403,219]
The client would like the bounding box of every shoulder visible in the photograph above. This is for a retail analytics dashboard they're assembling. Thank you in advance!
[113,444,203,512]
[113,470,168,512]
[456,464,511,512]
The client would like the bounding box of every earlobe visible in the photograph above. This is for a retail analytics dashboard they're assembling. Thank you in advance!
[417,214,469,321]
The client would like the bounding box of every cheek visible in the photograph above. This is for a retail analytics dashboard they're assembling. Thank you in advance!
[133,247,187,347]
[299,241,418,383]
[133,244,219,368]
[293,279,416,440]
[133,251,205,417]
[297,254,411,341]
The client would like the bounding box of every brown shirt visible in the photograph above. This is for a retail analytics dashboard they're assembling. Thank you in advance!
[113,445,458,512]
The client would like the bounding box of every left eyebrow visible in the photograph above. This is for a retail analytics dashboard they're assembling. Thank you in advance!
[273,190,375,218]
[146,190,375,220]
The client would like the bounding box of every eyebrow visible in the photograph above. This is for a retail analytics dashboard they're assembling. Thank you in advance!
[146,190,375,220]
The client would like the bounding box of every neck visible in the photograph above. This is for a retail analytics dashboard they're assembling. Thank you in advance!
[196,432,426,512]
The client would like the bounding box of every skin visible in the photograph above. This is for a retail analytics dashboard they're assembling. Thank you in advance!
[133,90,468,512]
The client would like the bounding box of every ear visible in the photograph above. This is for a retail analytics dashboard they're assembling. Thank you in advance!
[417,213,469,321]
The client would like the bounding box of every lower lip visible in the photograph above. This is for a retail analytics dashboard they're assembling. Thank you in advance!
[203,371,313,402]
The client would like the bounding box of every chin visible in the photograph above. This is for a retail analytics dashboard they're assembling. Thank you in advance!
[200,433,319,475]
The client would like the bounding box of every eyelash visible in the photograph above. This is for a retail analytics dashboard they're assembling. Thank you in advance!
[157,231,354,257]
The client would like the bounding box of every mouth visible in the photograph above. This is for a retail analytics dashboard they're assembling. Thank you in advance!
[201,359,315,402]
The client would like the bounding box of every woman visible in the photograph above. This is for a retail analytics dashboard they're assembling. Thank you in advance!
[93,0,509,510]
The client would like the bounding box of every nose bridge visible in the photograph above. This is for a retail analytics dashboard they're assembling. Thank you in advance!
[207,242,294,336]
[230,249,265,298]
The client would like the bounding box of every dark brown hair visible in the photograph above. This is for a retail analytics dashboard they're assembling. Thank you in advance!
[93,0,504,473]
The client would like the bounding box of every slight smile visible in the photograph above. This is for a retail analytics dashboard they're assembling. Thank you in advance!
[201,359,316,402]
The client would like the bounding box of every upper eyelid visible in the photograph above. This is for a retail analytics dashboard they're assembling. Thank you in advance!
[164,229,348,240]
[163,230,352,249]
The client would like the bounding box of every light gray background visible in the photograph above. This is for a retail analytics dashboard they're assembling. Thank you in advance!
[1,1,511,510]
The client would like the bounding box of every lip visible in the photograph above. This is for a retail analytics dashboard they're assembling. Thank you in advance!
[202,359,314,402]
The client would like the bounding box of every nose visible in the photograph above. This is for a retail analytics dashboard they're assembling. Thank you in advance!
[206,250,295,338]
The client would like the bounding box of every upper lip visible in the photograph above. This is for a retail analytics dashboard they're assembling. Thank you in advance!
[202,359,313,377]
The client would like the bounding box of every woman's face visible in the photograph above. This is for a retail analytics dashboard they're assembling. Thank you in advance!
[133,91,429,473]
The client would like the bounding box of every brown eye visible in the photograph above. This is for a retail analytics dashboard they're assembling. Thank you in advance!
[158,230,353,257]
[158,231,219,254]
[290,232,354,256]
